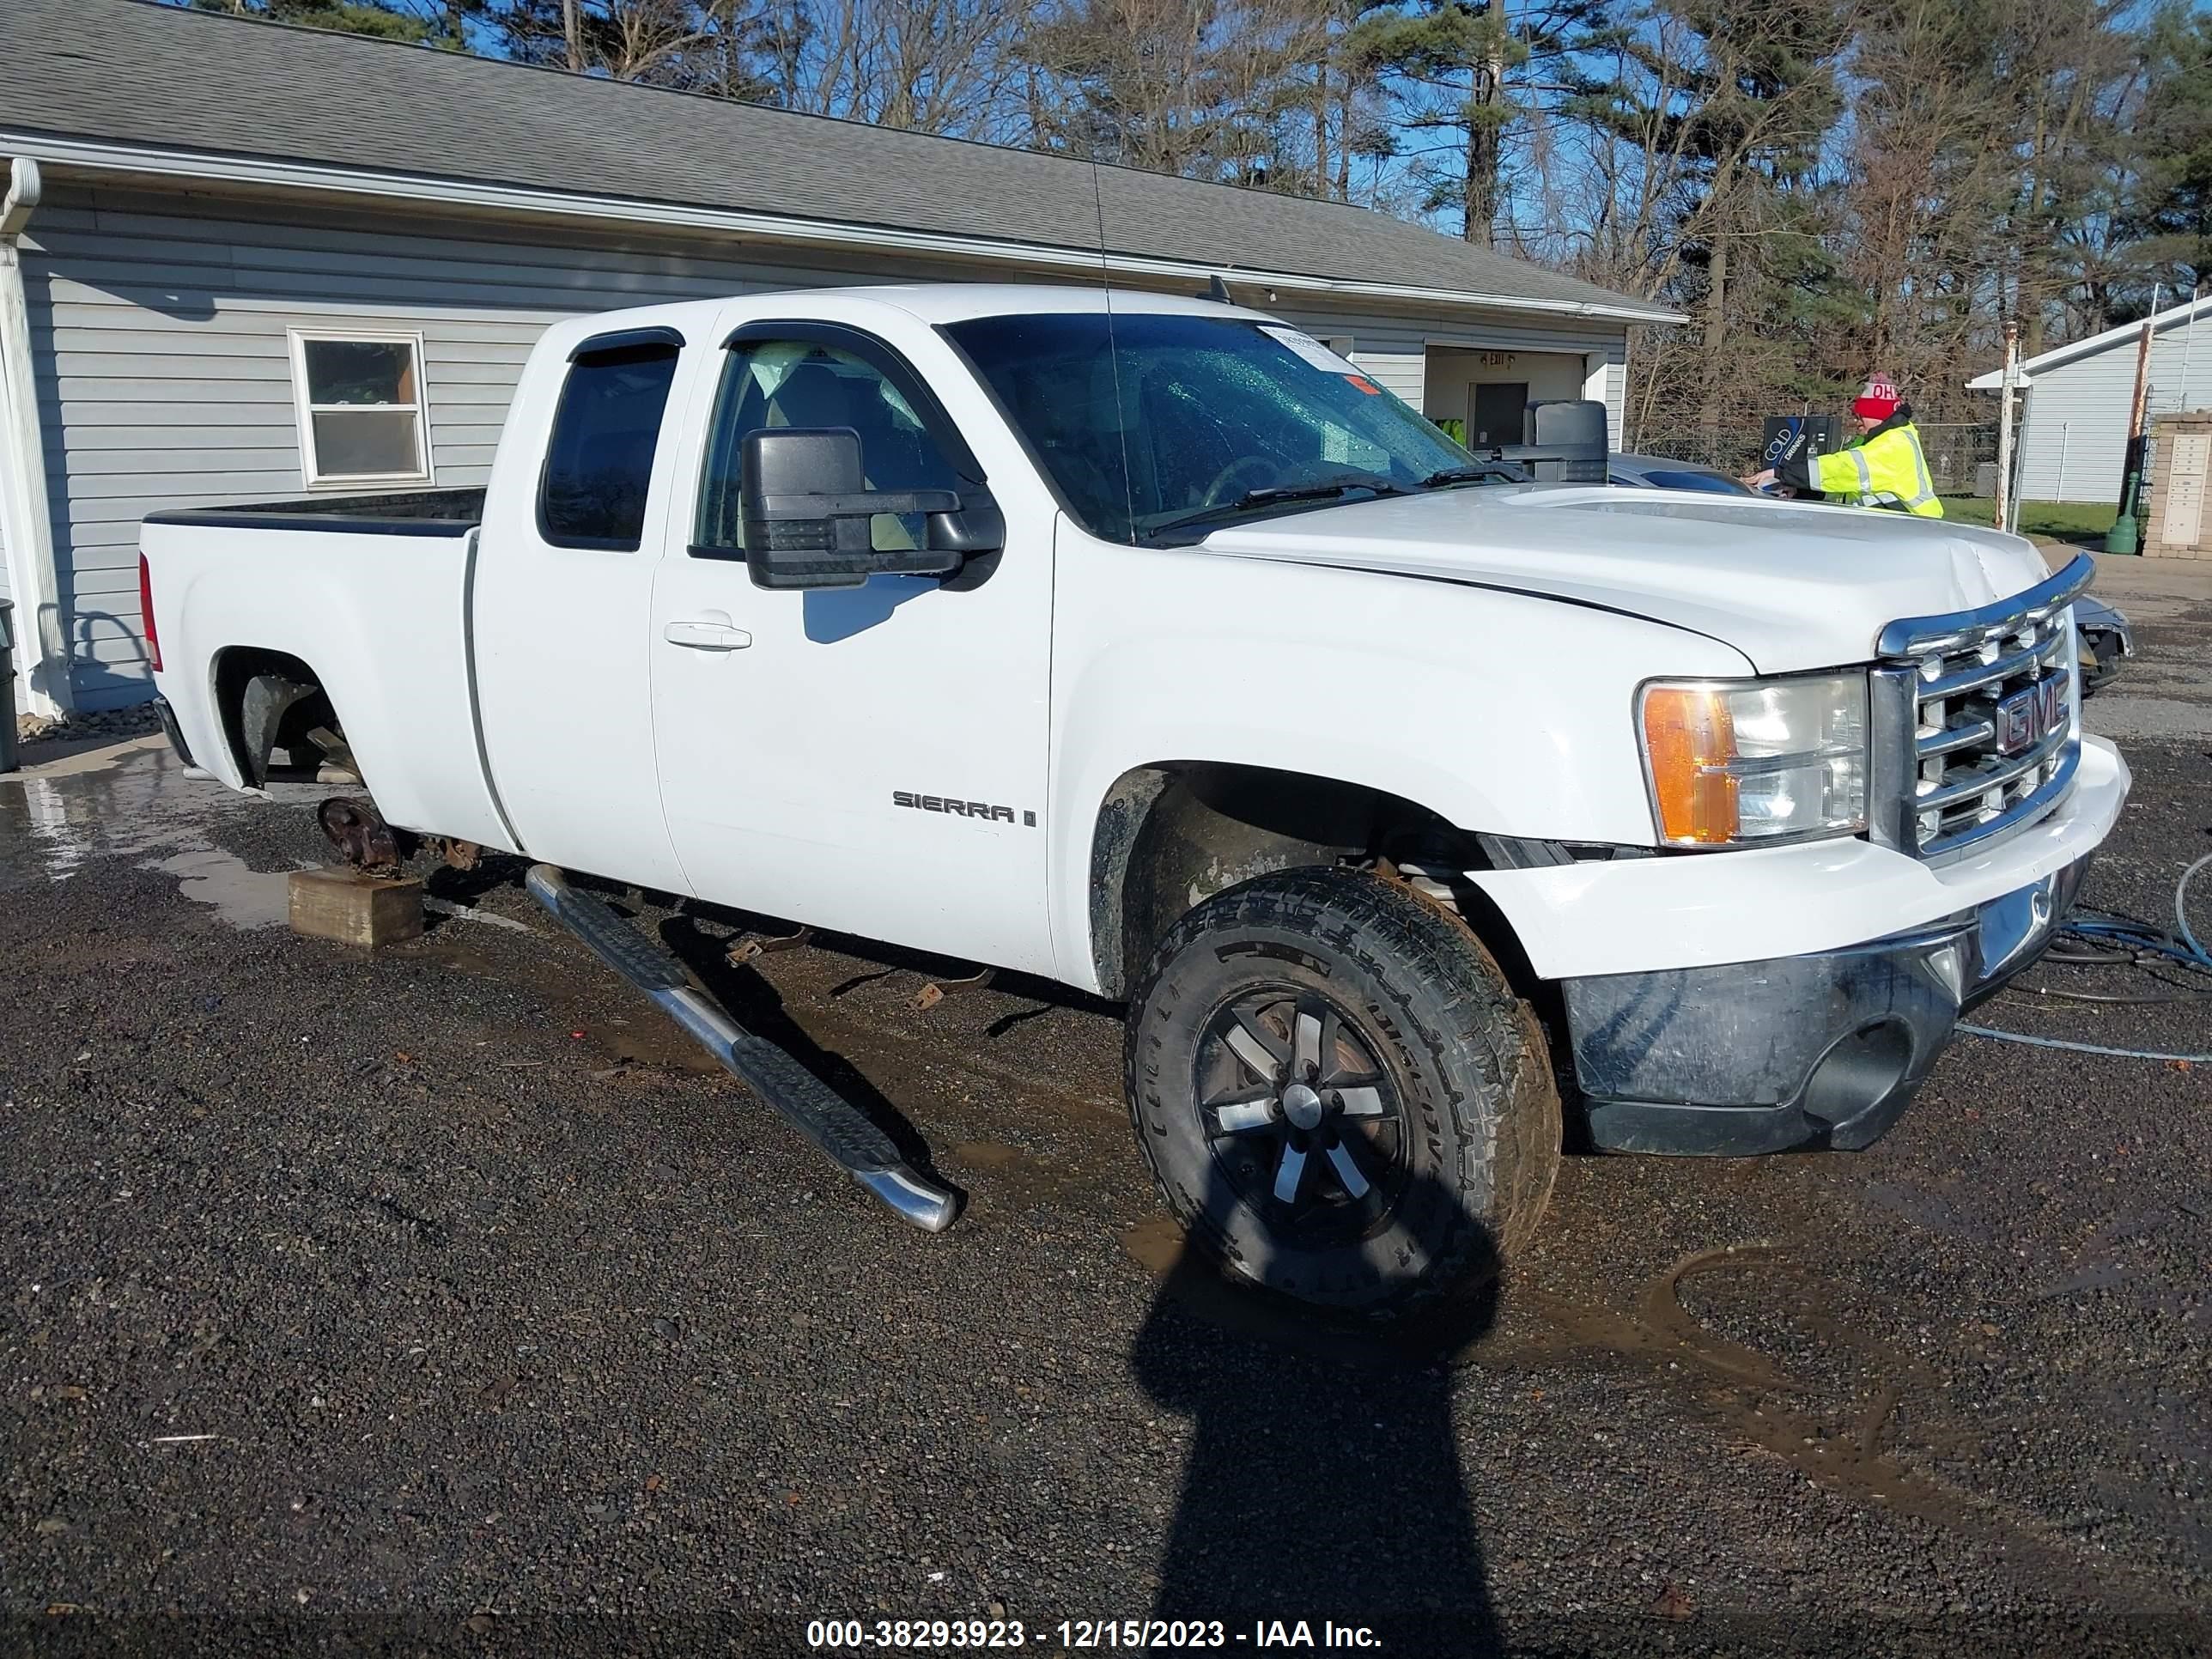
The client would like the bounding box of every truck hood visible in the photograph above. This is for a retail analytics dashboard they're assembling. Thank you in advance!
[1199,486,2057,673]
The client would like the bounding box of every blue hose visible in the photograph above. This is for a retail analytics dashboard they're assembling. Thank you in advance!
[1956,1024,2212,1064]
[1957,853,2212,1062]
[2051,853,2212,969]
[2172,853,2212,965]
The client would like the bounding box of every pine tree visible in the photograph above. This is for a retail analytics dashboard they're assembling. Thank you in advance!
[185,0,458,45]
[2126,3,2212,297]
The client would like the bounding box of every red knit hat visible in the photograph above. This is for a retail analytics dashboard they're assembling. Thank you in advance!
[1852,374,1900,420]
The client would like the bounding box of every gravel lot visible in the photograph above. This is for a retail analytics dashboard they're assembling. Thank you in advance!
[2,555,2207,1657]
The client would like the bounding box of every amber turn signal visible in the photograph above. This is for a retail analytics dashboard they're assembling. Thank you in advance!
[1642,686,1739,844]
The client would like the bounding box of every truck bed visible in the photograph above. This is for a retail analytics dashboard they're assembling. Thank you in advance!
[141,494,511,854]
[143,488,487,537]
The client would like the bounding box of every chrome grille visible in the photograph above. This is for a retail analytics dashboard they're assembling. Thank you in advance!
[1874,554,2094,864]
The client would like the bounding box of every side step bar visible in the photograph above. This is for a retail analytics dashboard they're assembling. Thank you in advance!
[525,865,958,1234]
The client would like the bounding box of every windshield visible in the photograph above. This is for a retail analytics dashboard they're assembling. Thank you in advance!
[942,312,1492,543]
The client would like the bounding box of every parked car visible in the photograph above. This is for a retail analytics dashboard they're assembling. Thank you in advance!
[139,287,2128,1317]
[1606,454,2131,696]
[1606,453,1753,495]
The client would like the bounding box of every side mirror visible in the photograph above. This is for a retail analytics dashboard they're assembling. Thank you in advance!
[1467,398,1609,483]
[1514,399,1609,484]
[739,428,995,591]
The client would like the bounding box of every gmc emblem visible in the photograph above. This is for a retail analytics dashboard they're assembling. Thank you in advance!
[1993,673,2068,757]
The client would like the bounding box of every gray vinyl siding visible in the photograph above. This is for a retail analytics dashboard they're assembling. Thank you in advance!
[1589,355,1627,435]
[2014,313,2212,504]
[22,182,1000,708]
[1279,309,1431,405]
[1263,305,1630,440]
[21,179,1635,707]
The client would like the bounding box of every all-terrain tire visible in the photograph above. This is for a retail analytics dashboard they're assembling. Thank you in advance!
[1124,866,1561,1319]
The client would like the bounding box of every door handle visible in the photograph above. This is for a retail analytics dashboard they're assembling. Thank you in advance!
[663,618,753,651]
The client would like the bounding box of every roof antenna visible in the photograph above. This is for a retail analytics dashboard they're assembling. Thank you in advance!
[1091,161,1138,543]
[1204,274,1234,307]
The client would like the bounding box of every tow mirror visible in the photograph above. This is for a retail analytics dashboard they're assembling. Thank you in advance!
[738,428,1000,591]
[1515,399,1610,484]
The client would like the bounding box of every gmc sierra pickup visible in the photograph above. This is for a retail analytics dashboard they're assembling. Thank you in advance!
[141,284,2129,1316]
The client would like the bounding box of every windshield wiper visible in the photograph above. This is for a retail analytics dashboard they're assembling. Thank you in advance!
[1420,460,1527,489]
[1145,472,1409,538]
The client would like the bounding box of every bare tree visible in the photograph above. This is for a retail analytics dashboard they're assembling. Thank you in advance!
[753,0,1038,135]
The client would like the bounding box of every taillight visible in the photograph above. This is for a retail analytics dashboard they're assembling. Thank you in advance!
[139,553,161,672]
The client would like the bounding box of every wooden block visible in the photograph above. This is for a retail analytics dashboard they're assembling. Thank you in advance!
[289,866,423,948]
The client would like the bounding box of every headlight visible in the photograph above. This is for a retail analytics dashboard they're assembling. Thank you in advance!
[1639,672,1868,846]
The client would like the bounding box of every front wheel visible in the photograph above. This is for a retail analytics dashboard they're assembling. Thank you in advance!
[1124,867,1559,1319]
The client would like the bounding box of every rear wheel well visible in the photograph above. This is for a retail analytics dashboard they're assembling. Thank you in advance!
[211,647,344,787]
[1087,762,1504,1000]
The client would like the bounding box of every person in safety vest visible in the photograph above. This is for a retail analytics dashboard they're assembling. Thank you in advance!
[1744,374,1943,518]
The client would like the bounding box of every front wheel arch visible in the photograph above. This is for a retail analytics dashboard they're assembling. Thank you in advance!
[1085,761,1495,1000]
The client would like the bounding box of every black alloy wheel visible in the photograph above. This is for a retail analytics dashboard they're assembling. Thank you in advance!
[1194,987,1408,1246]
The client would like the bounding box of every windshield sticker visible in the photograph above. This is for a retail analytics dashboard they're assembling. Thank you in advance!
[1260,325,1361,376]
[1346,375,1382,396]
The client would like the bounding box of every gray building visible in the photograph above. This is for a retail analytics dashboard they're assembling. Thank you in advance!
[0,0,1676,720]
[1966,295,2212,506]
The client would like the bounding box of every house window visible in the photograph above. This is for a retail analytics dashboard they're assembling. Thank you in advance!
[288,330,432,487]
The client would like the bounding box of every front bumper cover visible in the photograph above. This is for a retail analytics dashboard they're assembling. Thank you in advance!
[1563,851,2093,1155]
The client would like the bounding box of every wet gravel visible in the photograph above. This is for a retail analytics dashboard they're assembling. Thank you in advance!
[1,564,2207,1656]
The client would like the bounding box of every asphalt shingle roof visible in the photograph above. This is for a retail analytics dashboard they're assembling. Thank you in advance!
[0,0,1674,321]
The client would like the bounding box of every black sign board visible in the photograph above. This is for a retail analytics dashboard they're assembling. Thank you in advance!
[1761,414,1842,470]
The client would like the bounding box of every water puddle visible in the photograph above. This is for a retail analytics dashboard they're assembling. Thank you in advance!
[0,745,323,928]
[423,895,538,934]
[12,775,92,881]
[149,847,295,929]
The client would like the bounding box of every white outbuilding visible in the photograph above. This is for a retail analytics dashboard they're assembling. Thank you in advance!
[1967,295,2212,504]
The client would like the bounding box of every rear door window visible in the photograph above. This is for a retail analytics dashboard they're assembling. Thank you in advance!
[540,340,681,550]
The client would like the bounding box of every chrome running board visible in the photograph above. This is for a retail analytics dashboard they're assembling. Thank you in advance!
[524,865,957,1234]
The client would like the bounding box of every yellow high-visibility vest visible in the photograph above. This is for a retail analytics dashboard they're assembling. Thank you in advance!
[1810,420,1943,518]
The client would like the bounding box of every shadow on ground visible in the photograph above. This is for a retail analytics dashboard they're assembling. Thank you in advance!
[1132,1176,1505,1651]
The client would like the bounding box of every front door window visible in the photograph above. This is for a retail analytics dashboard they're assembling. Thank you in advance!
[695,342,962,556]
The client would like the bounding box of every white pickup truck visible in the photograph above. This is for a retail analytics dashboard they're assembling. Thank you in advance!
[142,284,2128,1316]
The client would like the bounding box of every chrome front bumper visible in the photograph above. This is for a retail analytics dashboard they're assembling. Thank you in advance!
[1563,851,2093,1155]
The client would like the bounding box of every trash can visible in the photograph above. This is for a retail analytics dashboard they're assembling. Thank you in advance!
[0,598,16,775]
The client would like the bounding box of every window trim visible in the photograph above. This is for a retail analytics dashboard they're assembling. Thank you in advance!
[287,326,434,490]
[568,324,686,361]
[536,331,685,554]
